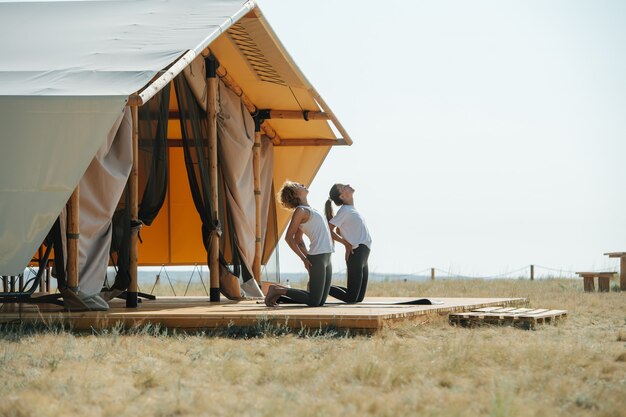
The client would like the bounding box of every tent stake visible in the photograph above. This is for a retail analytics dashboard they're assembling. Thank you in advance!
[207,56,221,302]
[127,105,139,308]
[66,187,79,292]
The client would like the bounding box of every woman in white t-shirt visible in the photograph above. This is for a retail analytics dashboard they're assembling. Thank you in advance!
[325,183,372,303]
[264,181,334,307]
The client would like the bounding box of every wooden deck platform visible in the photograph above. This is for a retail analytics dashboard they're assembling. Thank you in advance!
[0,296,527,332]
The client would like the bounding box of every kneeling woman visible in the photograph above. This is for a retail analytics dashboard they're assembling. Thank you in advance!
[325,183,372,303]
[265,181,333,307]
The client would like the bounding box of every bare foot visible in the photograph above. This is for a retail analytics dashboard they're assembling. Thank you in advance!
[264,285,279,307]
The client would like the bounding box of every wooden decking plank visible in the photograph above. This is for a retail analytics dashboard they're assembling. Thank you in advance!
[517,309,558,318]
[1,296,527,331]
[481,307,518,313]
[472,307,506,312]
[514,308,549,315]
[519,310,567,319]
[505,308,536,314]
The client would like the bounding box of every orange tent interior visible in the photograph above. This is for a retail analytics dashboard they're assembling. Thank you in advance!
[136,12,351,268]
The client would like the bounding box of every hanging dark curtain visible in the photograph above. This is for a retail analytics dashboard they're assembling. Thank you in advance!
[174,75,253,281]
[138,84,171,225]
[108,85,170,291]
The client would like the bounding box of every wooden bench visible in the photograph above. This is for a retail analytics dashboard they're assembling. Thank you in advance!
[576,272,615,292]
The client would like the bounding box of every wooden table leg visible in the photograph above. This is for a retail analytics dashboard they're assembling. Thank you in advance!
[619,256,626,291]
[598,277,610,292]
[583,277,595,292]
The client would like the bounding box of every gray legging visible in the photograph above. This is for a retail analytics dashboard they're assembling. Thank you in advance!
[329,244,370,303]
[283,253,332,307]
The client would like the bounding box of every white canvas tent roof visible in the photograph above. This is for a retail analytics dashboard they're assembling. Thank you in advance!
[0,0,350,275]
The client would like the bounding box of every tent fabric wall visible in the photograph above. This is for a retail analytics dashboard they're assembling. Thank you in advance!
[217,81,257,277]
[77,108,133,296]
[0,0,254,275]
[0,97,128,275]
[183,57,209,112]
[58,108,132,296]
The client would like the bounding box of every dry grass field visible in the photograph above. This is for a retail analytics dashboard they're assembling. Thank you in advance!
[1,278,624,417]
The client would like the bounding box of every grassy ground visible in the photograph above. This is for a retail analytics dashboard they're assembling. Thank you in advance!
[1,279,624,417]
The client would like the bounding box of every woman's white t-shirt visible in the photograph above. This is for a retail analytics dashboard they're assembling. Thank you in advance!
[297,206,334,255]
[329,205,372,249]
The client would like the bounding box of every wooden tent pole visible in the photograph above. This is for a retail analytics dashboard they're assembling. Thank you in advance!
[127,105,139,308]
[45,262,51,292]
[38,246,45,292]
[253,119,262,282]
[267,110,330,120]
[66,187,79,292]
[207,56,220,302]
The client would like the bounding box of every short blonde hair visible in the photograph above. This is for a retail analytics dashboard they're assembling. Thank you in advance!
[278,181,302,209]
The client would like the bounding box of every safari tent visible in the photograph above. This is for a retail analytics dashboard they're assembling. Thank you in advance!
[0,0,351,307]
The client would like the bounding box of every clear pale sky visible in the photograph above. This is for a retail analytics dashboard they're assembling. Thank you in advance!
[258,0,626,276]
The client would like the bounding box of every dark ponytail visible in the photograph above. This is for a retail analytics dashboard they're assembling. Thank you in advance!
[325,184,344,221]
[324,199,334,221]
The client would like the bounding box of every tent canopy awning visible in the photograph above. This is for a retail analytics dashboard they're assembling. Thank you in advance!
[0,0,351,274]
[0,0,254,96]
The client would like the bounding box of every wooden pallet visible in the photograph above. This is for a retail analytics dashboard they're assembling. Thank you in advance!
[449,307,567,329]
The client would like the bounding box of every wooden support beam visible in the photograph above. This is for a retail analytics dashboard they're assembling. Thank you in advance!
[167,110,329,122]
[38,246,45,292]
[260,121,280,145]
[45,262,51,292]
[272,138,348,147]
[153,138,348,148]
[128,50,198,107]
[207,58,220,303]
[268,110,330,120]
[159,138,347,148]
[127,105,140,308]
[253,129,262,282]
[309,89,353,146]
[66,187,79,292]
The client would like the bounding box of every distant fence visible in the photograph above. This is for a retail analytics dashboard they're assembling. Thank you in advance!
[11,263,620,298]
[393,264,619,281]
